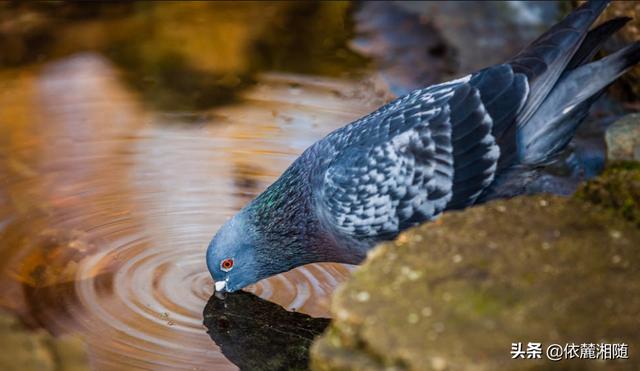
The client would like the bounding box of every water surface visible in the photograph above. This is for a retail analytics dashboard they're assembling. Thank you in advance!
[0,53,383,369]
[0,3,387,369]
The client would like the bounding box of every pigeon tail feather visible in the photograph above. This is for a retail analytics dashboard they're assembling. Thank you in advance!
[519,41,640,165]
[509,0,610,126]
[567,16,632,69]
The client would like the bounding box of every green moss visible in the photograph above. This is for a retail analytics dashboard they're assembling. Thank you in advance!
[574,161,640,227]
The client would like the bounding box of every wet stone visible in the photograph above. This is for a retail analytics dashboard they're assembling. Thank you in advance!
[605,114,640,162]
[311,192,640,370]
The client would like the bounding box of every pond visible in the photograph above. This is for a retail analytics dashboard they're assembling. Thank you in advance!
[0,2,380,369]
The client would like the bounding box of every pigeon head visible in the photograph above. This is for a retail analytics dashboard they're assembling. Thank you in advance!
[206,162,349,293]
[206,212,263,293]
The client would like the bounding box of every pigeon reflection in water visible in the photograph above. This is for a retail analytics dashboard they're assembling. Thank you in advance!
[203,291,329,371]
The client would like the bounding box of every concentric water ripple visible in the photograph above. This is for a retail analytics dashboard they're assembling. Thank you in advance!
[0,55,376,370]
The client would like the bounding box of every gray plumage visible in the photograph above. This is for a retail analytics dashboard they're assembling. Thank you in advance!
[207,0,640,292]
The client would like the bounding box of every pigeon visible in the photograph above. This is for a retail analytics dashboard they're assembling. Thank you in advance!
[207,0,640,293]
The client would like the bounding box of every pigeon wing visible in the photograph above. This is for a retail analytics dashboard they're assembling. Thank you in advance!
[320,104,452,239]
[316,67,526,240]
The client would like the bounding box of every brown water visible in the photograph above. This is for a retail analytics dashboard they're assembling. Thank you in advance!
[0,53,383,370]
[0,3,392,368]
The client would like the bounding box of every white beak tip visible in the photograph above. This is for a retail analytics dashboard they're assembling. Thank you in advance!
[215,281,227,292]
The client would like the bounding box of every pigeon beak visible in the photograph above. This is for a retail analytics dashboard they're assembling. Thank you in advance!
[214,280,227,293]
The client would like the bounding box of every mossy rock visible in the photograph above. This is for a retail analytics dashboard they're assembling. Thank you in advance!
[575,161,640,227]
[0,311,89,371]
[311,194,640,370]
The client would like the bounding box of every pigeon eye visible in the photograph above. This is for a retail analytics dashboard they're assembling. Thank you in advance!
[220,258,234,272]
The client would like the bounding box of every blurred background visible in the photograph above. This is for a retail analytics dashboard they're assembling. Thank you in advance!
[0,1,638,370]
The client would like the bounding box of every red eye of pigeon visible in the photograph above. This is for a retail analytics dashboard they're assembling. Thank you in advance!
[221,258,234,272]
